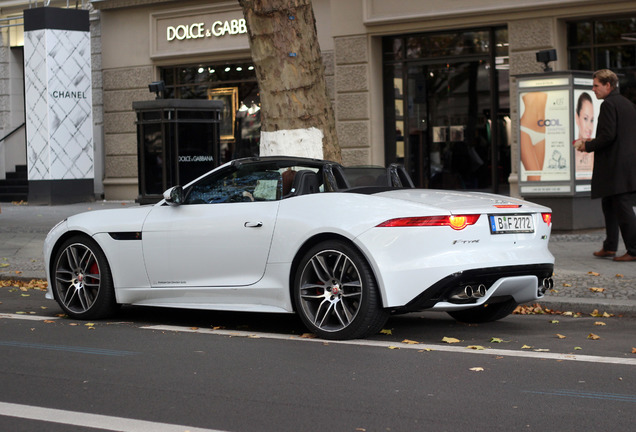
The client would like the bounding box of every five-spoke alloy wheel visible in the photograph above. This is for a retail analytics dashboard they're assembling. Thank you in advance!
[294,240,388,340]
[52,235,117,319]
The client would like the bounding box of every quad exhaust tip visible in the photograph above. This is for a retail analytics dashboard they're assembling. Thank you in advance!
[540,277,554,294]
[451,284,487,300]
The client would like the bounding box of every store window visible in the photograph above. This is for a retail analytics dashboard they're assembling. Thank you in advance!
[568,16,636,101]
[160,62,261,163]
[383,28,509,193]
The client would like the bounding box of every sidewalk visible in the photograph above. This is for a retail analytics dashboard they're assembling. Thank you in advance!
[1,201,635,316]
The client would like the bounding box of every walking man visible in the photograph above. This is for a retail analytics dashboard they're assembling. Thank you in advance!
[574,69,636,261]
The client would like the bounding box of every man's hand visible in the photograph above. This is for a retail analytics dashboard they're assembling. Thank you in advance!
[573,139,588,152]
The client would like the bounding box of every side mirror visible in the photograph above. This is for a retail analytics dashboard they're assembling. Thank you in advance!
[163,186,184,206]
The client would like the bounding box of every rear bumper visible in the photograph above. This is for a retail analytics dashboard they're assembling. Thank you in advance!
[394,263,554,312]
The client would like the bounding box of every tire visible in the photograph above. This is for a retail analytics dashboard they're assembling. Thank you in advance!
[447,298,518,324]
[293,240,389,340]
[52,235,118,320]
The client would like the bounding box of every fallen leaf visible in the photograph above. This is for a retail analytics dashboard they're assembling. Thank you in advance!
[43,320,56,324]
[190,327,199,330]
[85,323,95,327]
[418,348,433,352]
[469,367,484,372]
[550,319,560,324]
[0,263,9,268]
[562,311,573,317]
[589,287,605,293]
[556,334,567,339]
[467,345,486,350]
[401,339,419,345]
[574,347,582,350]
[587,333,600,340]
[521,345,533,349]
[380,329,393,335]
[490,337,503,343]
[534,348,550,352]
[562,283,572,287]
[616,274,624,278]
[632,347,636,354]
[388,346,399,350]
[588,271,600,276]
[594,321,606,326]
[300,333,317,339]
[442,337,460,344]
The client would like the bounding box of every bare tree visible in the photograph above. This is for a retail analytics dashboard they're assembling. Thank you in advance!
[239,0,340,162]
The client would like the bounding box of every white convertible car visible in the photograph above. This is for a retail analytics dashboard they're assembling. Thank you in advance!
[44,156,554,340]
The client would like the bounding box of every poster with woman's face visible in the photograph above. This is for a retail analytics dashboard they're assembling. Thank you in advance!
[573,89,602,180]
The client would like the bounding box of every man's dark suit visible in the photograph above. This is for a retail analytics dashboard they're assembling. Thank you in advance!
[585,89,636,256]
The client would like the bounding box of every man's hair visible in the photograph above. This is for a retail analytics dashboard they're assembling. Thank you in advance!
[593,69,619,89]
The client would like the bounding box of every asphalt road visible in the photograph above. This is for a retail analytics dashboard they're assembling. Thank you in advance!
[1,286,634,431]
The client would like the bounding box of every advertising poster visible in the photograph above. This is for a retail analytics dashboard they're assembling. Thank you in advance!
[573,89,602,180]
[519,89,571,182]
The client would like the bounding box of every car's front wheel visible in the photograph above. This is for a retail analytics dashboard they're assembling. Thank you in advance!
[447,298,518,323]
[52,235,118,319]
[294,240,389,340]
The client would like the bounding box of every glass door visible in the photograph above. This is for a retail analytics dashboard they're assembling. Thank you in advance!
[405,61,492,190]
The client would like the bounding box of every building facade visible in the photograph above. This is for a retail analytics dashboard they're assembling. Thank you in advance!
[1,0,635,201]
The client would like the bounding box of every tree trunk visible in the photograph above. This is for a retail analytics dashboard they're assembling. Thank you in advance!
[239,0,341,162]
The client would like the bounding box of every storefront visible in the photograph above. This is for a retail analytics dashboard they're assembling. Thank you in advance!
[328,0,636,198]
[2,0,636,206]
[92,0,334,200]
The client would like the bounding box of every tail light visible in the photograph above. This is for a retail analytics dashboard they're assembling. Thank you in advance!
[541,213,552,226]
[377,215,480,230]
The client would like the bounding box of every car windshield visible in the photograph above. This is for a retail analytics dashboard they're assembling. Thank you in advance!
[183,162,322,204]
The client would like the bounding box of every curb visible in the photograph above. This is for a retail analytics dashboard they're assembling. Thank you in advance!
[534,296,636,318]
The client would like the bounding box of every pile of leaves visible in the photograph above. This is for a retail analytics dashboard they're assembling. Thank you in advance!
[0,279,48,292]
[514,303,615,318]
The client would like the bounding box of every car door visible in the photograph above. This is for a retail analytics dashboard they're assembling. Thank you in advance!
[141,165,282,288]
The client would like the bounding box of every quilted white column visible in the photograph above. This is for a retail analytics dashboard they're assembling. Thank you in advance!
[23,7,93,204]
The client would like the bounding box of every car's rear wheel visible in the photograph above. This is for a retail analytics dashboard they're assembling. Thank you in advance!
[294,240,389,340]
[447,298,518,323]
[52,235,118,319]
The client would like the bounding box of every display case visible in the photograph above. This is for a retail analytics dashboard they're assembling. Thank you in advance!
[133,99,222,204]
[516,72,603,229]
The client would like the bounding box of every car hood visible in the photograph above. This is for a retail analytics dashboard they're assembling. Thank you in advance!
[64,205,155,234]
[373,189,550,214]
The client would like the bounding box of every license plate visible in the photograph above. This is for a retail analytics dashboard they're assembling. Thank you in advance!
[489,214,534,234]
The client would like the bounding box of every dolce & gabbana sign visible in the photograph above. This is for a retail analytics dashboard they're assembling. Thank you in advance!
[152,5,250,59]
[167,19,247,41]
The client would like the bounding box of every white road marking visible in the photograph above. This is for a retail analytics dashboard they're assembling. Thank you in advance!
[0,401,226,432]
[2,313,634,366]
[142,325,636,366]
[0,313,60,321]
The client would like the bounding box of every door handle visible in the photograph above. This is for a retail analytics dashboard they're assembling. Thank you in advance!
[244,221,263,228]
